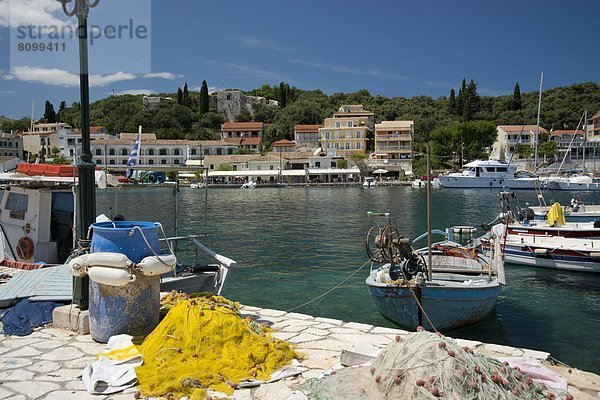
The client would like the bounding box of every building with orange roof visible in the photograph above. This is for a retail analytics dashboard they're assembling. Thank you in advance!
[492,125,548,161]
[272,139,296,153]
[294,124,322,148]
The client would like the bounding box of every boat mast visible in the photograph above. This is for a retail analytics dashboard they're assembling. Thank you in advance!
[426,143,432,281]
[534,72,544,173]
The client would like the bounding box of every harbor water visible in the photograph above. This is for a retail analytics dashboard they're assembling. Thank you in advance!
[96,185,600,374]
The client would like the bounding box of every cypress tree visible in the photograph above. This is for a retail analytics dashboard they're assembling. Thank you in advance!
[512,82,522,110]
[58,101,66,122]
[177,87,183,105]
[448,89,456,114]
[456,79,467,116]
[279,82,287,108]
[199,80,209,114]
[466,79,480,115]
[462,96,473,121]
[183,83,189,106]
[44,100,56,123]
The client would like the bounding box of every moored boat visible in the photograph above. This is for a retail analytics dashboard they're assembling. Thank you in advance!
[365,225,504,331]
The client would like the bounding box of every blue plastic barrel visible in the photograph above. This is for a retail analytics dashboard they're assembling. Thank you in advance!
[88,221,161,343]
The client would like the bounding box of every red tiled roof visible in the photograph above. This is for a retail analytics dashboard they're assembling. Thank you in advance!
[221,122,264,131]
[90,126,106,132]
[549,130,585,135]
[294,124,322,133]
[272,139,296,147]
[497,125,548,133]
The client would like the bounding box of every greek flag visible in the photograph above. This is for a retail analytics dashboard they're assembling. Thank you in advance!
[125,130,141,178]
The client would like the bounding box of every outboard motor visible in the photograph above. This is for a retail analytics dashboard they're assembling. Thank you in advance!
[517,207,535,223]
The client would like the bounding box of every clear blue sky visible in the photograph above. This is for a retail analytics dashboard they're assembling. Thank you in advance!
[0,0,598,119]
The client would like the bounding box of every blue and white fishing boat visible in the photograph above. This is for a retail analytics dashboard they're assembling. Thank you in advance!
[365,225,505,331]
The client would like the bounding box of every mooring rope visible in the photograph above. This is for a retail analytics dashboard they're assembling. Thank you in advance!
[285,258,373,312]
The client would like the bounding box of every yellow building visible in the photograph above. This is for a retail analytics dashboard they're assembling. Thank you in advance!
[374,121,414,164]
[319,105,374,156]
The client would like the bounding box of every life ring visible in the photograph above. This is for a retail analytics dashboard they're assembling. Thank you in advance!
[16,237,34,260]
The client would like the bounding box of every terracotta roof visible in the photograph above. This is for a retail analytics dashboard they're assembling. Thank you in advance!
[223,137,262,146]
[497,125,548,133]
[276,151,313,160]
[294,124,322,133]
[272,139,296,147]
[549,130,585,136]
[89,126,106,132]
[221,122,264,131]
[119,133,157,141]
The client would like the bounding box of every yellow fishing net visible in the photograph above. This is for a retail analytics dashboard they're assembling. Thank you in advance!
[135,293,299,399]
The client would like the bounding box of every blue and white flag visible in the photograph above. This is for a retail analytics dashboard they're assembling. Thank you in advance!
[125,129,141,178]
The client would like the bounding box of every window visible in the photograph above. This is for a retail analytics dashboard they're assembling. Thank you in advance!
[109,159,115,165]
[159,148,167,156]
[191,148,197,156]
[335,121,341,128]
[270,165,274,170]
[315,161,321,168]
[173,148,180,156]
[357,142,361,150]
[95,148,102,155]
[345,142,350,150]
[325,132,331,140]
[121,148,128,156]
[148,159,154,165]
[347,121,353,128]
[216,148,222,155]
[174,159,180,164]
[257,165,261,170]
[335,143,339,149]
[356,131,361,138]
[228,148,234,155]
[148,148,155,156]
[122,160,127,165]
[161,159,167,164]
[96,159,101,164]
[6,193,28,214]
[204,148,210,155]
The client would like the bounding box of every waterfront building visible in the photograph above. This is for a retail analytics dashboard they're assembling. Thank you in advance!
[549,129,600,164]
[58,125,114,161]
[220,122,264,152]
[272,139,296,153]
[319,105,374,156]
[90,133,238,167]
[21,122,66,160]
[294,124,322,148]
[0,132,24,159]
[373,120,414,173]
[588,111,600,140]
[492,125,548,161]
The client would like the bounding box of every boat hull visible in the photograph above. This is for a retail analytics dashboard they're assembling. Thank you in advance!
[503,246,600,273]
[507,225,600,238]
[367,276,502,331]
[438,176,540,189]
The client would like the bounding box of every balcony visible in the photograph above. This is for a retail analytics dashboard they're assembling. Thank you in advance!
[376,134,412,141]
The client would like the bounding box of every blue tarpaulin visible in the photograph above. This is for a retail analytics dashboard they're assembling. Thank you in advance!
[0,299,63,336]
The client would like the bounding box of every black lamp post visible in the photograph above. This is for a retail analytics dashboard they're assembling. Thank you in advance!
[57,0,100,309]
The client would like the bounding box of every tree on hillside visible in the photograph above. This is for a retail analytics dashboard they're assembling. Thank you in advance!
[448,89,456,114]
[177,87,183,105]
[456,79,467,116]
[235,108,253,122]
[183,83,189,106]
[430,121,496,164]
[57,101,67,122]
[278,82,288,108]
[512,82,522,111]
[43,101,57,123]
[349,154,371,177]
[462,96,473,121]
[537,140,557,161]
[199,80,209,114]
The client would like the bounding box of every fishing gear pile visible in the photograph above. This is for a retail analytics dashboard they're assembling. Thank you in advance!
[300,331,571,399]
[135,294,300,399]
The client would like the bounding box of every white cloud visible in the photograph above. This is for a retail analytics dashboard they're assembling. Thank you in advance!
[0,0,71,30]
[234,35,289,52]
[114,89,154,96]
[143,72,178,80]
[2,66,177,87]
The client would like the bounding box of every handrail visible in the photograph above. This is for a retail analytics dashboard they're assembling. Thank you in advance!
[191,238,237,268]
[412,229,447,245]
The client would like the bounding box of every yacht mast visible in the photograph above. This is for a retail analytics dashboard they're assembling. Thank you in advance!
[534,72,544,173]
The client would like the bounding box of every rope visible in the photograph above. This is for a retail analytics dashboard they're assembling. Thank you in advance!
[285,258,372,312]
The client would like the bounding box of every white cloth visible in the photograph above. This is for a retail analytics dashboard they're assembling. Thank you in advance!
[82,334,143,395]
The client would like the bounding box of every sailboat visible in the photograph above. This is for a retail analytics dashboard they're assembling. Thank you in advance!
[365,145,504,331]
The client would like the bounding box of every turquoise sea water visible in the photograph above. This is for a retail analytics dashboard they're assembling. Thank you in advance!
[96,186,600,374]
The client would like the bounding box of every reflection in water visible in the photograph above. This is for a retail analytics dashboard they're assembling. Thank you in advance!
[97,186,600,373]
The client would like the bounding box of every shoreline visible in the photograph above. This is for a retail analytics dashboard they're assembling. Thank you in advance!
[0,304,598,399]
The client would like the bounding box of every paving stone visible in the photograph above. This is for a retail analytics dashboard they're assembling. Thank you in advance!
[41,328,77,339]
[69,341,104,355]
[482,343,518,355]
[231,388,253,400]
[26,360,61,374]
[252,316,284,325]
[0,387,17,400]
[39,347,84,361]
[521,348,550,360]
[28,331,53,339]
[285,313,314,321]
[74,335,96,343]
[31,339,71,350]
[3,345,42,358]
[328,327,362,335]
[297,349,339,369]
[64,356,96,369]
[510,348,525,357]
[371,326,409,335]
[287,333,323,344]
[0,357,34,370]
[239,305,262,312]
[271,332,298,341]
[41,390,101,400]
[313,323,336,330]
[331,334,390,350]
[453,338,482,349]
[343,322,373,332]
[314,317,343,325]
[0,347,10,356]
[0,368,35,381]
[2,381,61,399]
[282,325,308,333]
[298,338,346,352]
[39,368,82,382]
[303,328,330,337]
[104,392,137,400]
[252,379,300,400]
[258,309,287,317]
[63,380,86,391]
[1,338,44,348]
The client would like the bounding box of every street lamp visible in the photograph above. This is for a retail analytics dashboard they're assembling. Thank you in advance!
[57,0,100,309]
